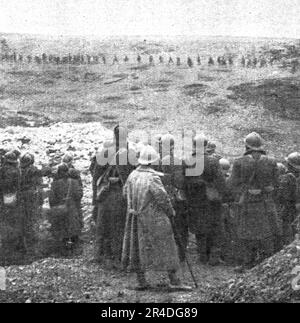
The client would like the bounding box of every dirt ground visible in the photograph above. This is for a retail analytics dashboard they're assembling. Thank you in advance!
[0,35,300,302]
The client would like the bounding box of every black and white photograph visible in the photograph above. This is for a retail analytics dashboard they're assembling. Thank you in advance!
[0,0,300,305]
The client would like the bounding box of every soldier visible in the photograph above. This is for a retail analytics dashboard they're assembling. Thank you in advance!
[259,57,267,68]
[124,55,129,63]
[176,57,181,66]
[187,57,193,68]
[277,153,300,245]
[94,126,136,266]
[197,55,201,65]
[159,56,164,64]
[168,56,174,64]
[246,58,252,68]
[160,134,189,264]
[229,132,281,272]
[208,57,214,66]
[206,142,222,160]
[93,55,99,64]
[122,145,190,290]
[35,56,42,64]
[184,135,226,265]
[42,53,47,64]
[112,55,119,65]
[86,55,91,64]
[149,55,154,65]
[19,153,44,256]
[252,57,258,68]
[241,56,246,67]
[102,56,106,64]
[0,152,24,265]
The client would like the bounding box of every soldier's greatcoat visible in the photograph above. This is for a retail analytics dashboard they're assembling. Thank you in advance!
[122,166,180,272]
[277,171,300,244]
[229,151,281,241]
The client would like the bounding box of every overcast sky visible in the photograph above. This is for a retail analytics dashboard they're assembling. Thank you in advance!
[0,0,299,38]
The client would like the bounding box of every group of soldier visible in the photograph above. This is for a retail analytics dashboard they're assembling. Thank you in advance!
[0,149,83,264]
[89,126,300,288]
[0,51,284,69]
[1,126,299,289]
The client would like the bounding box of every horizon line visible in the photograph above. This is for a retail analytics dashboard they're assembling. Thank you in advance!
[0,31,299,41]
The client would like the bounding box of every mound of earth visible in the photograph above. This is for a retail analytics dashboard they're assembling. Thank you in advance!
[228,78,300,120]
[207,241,300,303]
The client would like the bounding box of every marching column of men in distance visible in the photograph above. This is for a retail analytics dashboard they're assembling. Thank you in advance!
[0,126,300,289]
[2,51,296,71]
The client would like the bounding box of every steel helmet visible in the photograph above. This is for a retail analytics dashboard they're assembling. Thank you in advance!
[285,152,300,170]
[4,151,18,165]
[244,132,264,151]
[20,153,34,167]
[138,145,160,165]
[219,158,231,170]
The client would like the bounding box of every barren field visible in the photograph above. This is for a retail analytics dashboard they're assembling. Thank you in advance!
[0,35,300,302]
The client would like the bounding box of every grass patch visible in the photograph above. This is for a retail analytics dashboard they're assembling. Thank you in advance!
[183,83,207,98]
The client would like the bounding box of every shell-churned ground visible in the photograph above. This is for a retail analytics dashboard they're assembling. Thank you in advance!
[0,35,300,302]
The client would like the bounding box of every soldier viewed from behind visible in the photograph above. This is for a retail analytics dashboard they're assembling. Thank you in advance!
[277,152,300,245]
[48,164,83,255]
[229,132,281,272]
[208,57,214,66]
[187,57,193,68]
[184,135,226,265]
[0,152,24,265]
[122,145,190,291]
[19,153,44,258]
[160,134,189,264]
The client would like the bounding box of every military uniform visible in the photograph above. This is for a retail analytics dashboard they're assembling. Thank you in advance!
[161,154,189,263]
[20,157,43,254]
[184,150,226,264]
[229,150,280,267]
[0,154,24,265]
[277,172,297,245]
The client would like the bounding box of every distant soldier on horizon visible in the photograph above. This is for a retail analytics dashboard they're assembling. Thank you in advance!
[241,56,246,67]
[112,55,119,65]
[252,57,258,67]
[124,55,129,63]
[197,55,201,65]
[159,55,164,63]
[187,57,193,68]
[86,54,91,64]
[27,55,32,64]
[176,57,181,66]
[102,56,106,64]
[208,56,214,66]
[35,56,42,64]
[149,55,154,65]
[42,53,47,64]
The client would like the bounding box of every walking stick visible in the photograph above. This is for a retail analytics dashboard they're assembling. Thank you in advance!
[170,217,198,289]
